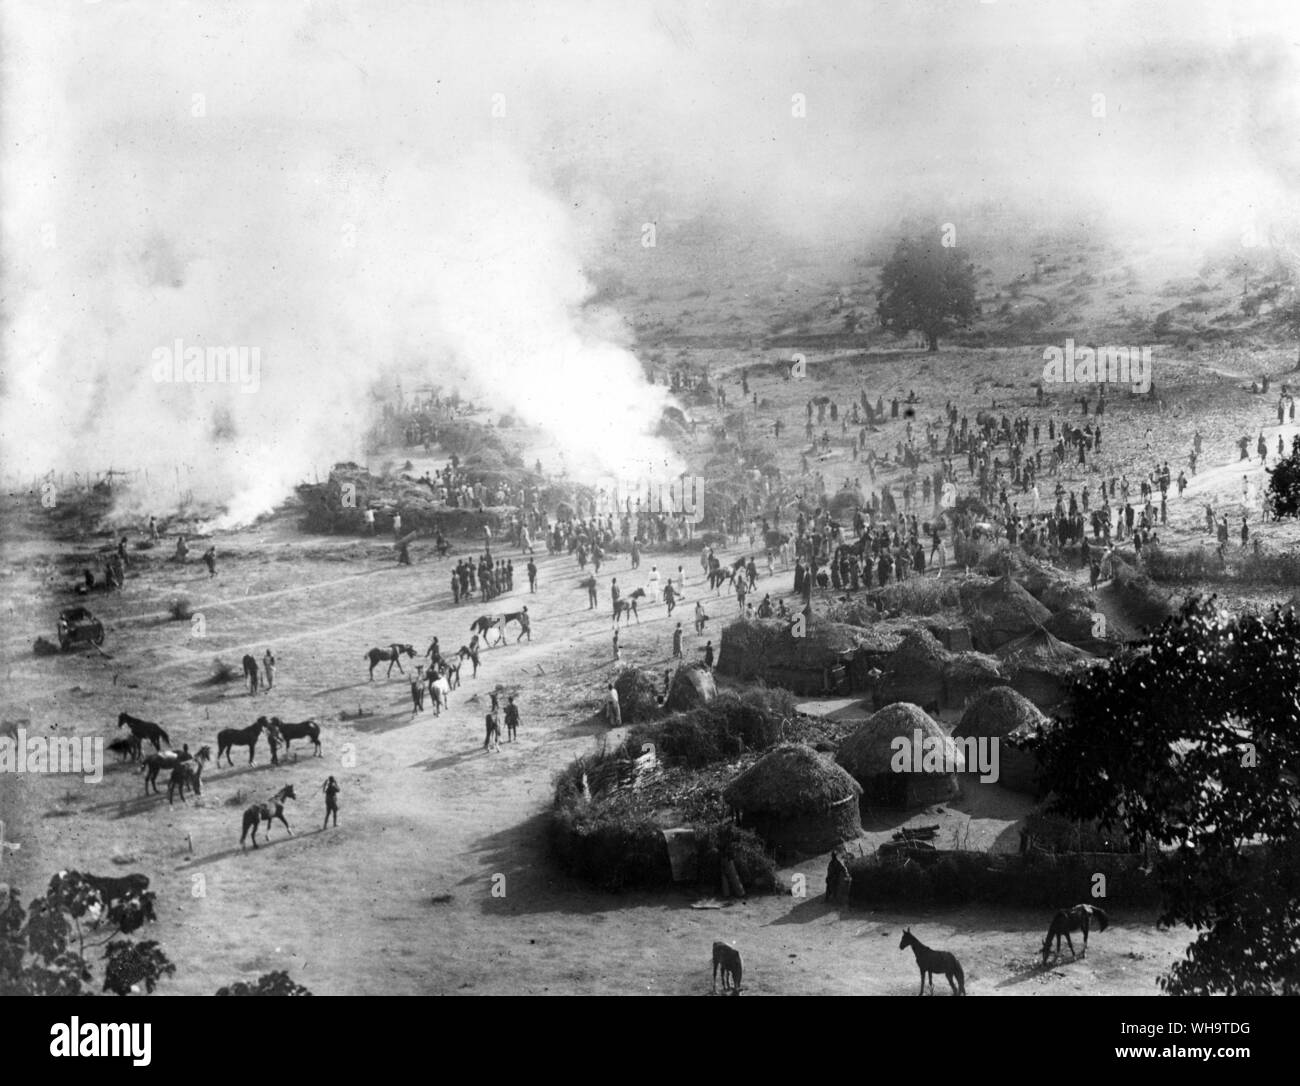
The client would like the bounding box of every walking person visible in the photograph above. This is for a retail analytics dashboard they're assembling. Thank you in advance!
[262,648,276,691]
[322,777,340,829]
[605,682,622,728]
[672,622,683,659]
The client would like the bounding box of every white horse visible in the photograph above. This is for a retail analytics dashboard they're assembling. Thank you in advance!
[429,675,451,715]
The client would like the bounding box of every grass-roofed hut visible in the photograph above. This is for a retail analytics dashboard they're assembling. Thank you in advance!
[718,618,861,695]
[963,573,1053,651]
[664,663,717,712]
[995,627,1095,708]
[953,686,1049,795]
[724,743,863,856]
[835,702,964,808]
[878,628,948,707]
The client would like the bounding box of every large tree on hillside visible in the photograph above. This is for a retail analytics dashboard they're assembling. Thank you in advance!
[1027,598,1300,995]
[876,235,978,352]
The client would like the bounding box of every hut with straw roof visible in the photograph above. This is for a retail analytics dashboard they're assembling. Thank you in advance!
[664,663,717,712]
[879,628,1006,710]
[719,618,863,695]
[723,743,863,856]
[963,573,1052,651]
[835,702,964,808]
[953,686,1050,795]
[995,627,1095,708]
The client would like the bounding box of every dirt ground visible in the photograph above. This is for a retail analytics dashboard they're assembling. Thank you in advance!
[5,344,1290,996]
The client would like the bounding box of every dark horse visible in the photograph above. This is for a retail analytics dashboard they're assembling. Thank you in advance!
[83,872,149,905]
[240,784,296,849]
[899,928,965,996]
[117,712,169,756]
[613,598,639,625]
[265,716,322,757]
[242,653,260,694]
[216,717,280,767]
[365,643,415,680]
[501,607,530,643]
[469,615,502,642]
[141,746,191,795]
[167,746,211,805]
[1042,904,1109,964]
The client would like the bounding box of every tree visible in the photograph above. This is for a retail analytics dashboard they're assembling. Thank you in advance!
[216,970,313,996]
[876,235,978,352]
[1027,598,1300,994]
[0,871,174,996]
[1265,435,1300,520]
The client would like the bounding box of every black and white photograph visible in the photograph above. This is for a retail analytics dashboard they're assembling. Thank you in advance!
[1,0,1297,1038]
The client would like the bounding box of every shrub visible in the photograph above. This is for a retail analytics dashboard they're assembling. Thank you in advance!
[168,597,194,621]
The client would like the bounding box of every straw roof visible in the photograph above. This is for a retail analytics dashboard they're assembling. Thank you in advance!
[953,685,1049,741]
[835,702,966,779]
[964,574,1052,650]
[664,664,717,712]
[724,743,863,818]
[996,627,1094,668]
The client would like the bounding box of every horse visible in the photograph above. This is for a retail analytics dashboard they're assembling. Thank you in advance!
[501,607,530,643]
[457,644,480,678]
[216,717,280,767]
[469,614,503,641]
[1041,904,1109,964]
[711,941,743,995]
[613,598,639,625]
[83,872,149,906]
[899,928,965,996]
[708,566,735,593]
[441,652,463,690]
[242,653,260,694]
[240,784,296,849]
[167,746,211,805]
[108,736,139,763]
[117,712,169,756]
[141,746,192,794]
[265,716,322,758]
[429,674,451,715]
[365,643,415,680]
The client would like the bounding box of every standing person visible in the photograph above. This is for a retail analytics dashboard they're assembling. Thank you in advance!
[672,622,683,659]
[202,546,217,577]
[647,565,660,599]
[663,580,677,616]
[262,649,276,691]
[148,516,159,542]
[451,570,461,604]
[504,696,519,742]
[605,682,621,727]
[613,628,621,663]
[483,699,501,752]
[527,557,537,593]
[701,640,715,669]
[322,777,340,829]
[393,510,402,539]
[364,507,375,535]
[411,668,425,716]
[694,600,708,635]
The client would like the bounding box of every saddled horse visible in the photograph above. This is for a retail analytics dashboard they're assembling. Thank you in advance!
[365,643,415,680]
[240,784,296,849]
[265,716,322,758]
[117,712,170,756]
[167,746,211,805]
[216,717,280,767]
[141,746,192,795]
[899,927,965,996]
[1041,904,1108,964]
[242,653,260,694]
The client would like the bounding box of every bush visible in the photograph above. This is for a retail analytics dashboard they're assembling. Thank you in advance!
[168,597,194,621]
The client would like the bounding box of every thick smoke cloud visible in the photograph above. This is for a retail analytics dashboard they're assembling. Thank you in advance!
[3,0,1298,523]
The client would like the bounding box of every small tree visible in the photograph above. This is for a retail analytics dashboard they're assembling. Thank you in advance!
[1027,598,1300,994]
[1265,434,1300,520]
[0,871,174,996]
[216,970,313,996]
[876,235,978,352]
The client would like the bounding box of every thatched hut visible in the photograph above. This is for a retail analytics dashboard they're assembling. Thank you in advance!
[716,618,788,680]
[943,649,1007,707]
[953,686,1049,795]
[719,618,861,695]
[664,663,717,712]
[613,667,666,723]
[835,703,963,808]
[878,628,948,707]
[963,574,1052,651]
[995,627,1095,708]
[724,743,863,855]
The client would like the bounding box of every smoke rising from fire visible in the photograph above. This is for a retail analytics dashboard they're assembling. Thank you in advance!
[3,1,1299,525]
